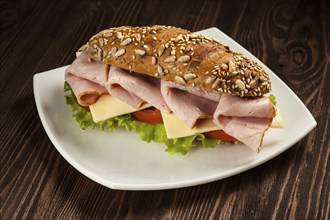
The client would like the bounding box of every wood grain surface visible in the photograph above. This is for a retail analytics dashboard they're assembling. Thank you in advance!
[1,0,329,219]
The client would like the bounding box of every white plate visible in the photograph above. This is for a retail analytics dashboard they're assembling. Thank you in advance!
[33,28,316,190]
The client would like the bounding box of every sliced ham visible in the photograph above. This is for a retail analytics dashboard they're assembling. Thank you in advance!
[65,72,108,106]
[216,94,275,117]
[161,80,221,128]
[64,52,109,106]
[105,66,170,112]
[214,94,276,152]
[65,52,108,86]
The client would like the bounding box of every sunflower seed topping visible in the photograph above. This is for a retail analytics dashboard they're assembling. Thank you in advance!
[228,71,238,77]
[116,31,123,39]
[165,56,176,63]
[86,26,272,97]
[228,60,236,72]
[175,76,186,84]
[221,63,228,70]
[178,55,190,63]
[98,38,104,46]
[151,56,157,65]
[212,78,221,89]
[158,45,165,57]
[249,80,257,88]
[143,45,150,51]
[174,34,183,42]
[189,33,199,38]
[97,50,103,61]
[183,73,197,81]
[235,79,245,90]
[135,33,141,42]
[102,32,112,38]
[157,64,164,76]
[205,76,215,84]
[135,49,146,56]
[114,48,125,58]
[120,38,132,46]
[111,47,117,56]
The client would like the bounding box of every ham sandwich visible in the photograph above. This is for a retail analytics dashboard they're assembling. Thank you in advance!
[65,25,281,152]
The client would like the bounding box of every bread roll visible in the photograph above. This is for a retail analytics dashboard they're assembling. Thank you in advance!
[83,25,271,97]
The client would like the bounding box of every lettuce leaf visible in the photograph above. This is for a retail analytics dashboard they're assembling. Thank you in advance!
[64,82,221,155]
[268,94,277,106]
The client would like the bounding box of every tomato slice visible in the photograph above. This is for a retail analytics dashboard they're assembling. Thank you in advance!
[132,107,163,124]
[203,130,237,142]
[132,108,236,141]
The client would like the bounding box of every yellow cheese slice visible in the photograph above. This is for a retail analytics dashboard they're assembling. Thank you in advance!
[162,107,284,139]
[90,94,284,137]
[161,112,220,139]
[89,95,151,122]
[270,107,284,128]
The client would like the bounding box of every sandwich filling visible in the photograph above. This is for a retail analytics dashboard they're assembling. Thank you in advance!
[65,51,281,153]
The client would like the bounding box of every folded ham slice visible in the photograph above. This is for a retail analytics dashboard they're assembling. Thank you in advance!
[213,94,276,152]
[65,52,108,86]
[65,73,108,106]
[105,66,170,112]
[161,80,221,128]
[65,52,109,106]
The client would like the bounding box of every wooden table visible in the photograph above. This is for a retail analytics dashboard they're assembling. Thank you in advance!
[1,0,329,219]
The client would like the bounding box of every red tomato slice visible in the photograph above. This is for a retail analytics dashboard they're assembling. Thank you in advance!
[132,108,236,142]
[132,107,163,124]
[203,130,237,142]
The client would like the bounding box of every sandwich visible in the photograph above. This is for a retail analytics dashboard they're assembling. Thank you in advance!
[64,25,283,154]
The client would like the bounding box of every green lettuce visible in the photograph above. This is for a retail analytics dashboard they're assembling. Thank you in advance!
[268,94,277,106]
[64,82,220,154]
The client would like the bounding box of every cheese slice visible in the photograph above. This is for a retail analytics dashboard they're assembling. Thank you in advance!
[162,107,284,139]
[270,107,284,128]
[161,112,220,139]
[89,94,151,122]
[90,94,284,137]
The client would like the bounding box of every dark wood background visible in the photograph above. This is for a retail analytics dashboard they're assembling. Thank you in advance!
[1,0,329,219]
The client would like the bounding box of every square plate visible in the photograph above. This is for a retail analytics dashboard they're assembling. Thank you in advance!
[33,27,316,190]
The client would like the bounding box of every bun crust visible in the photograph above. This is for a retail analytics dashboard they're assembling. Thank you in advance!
[84,25,271,97]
